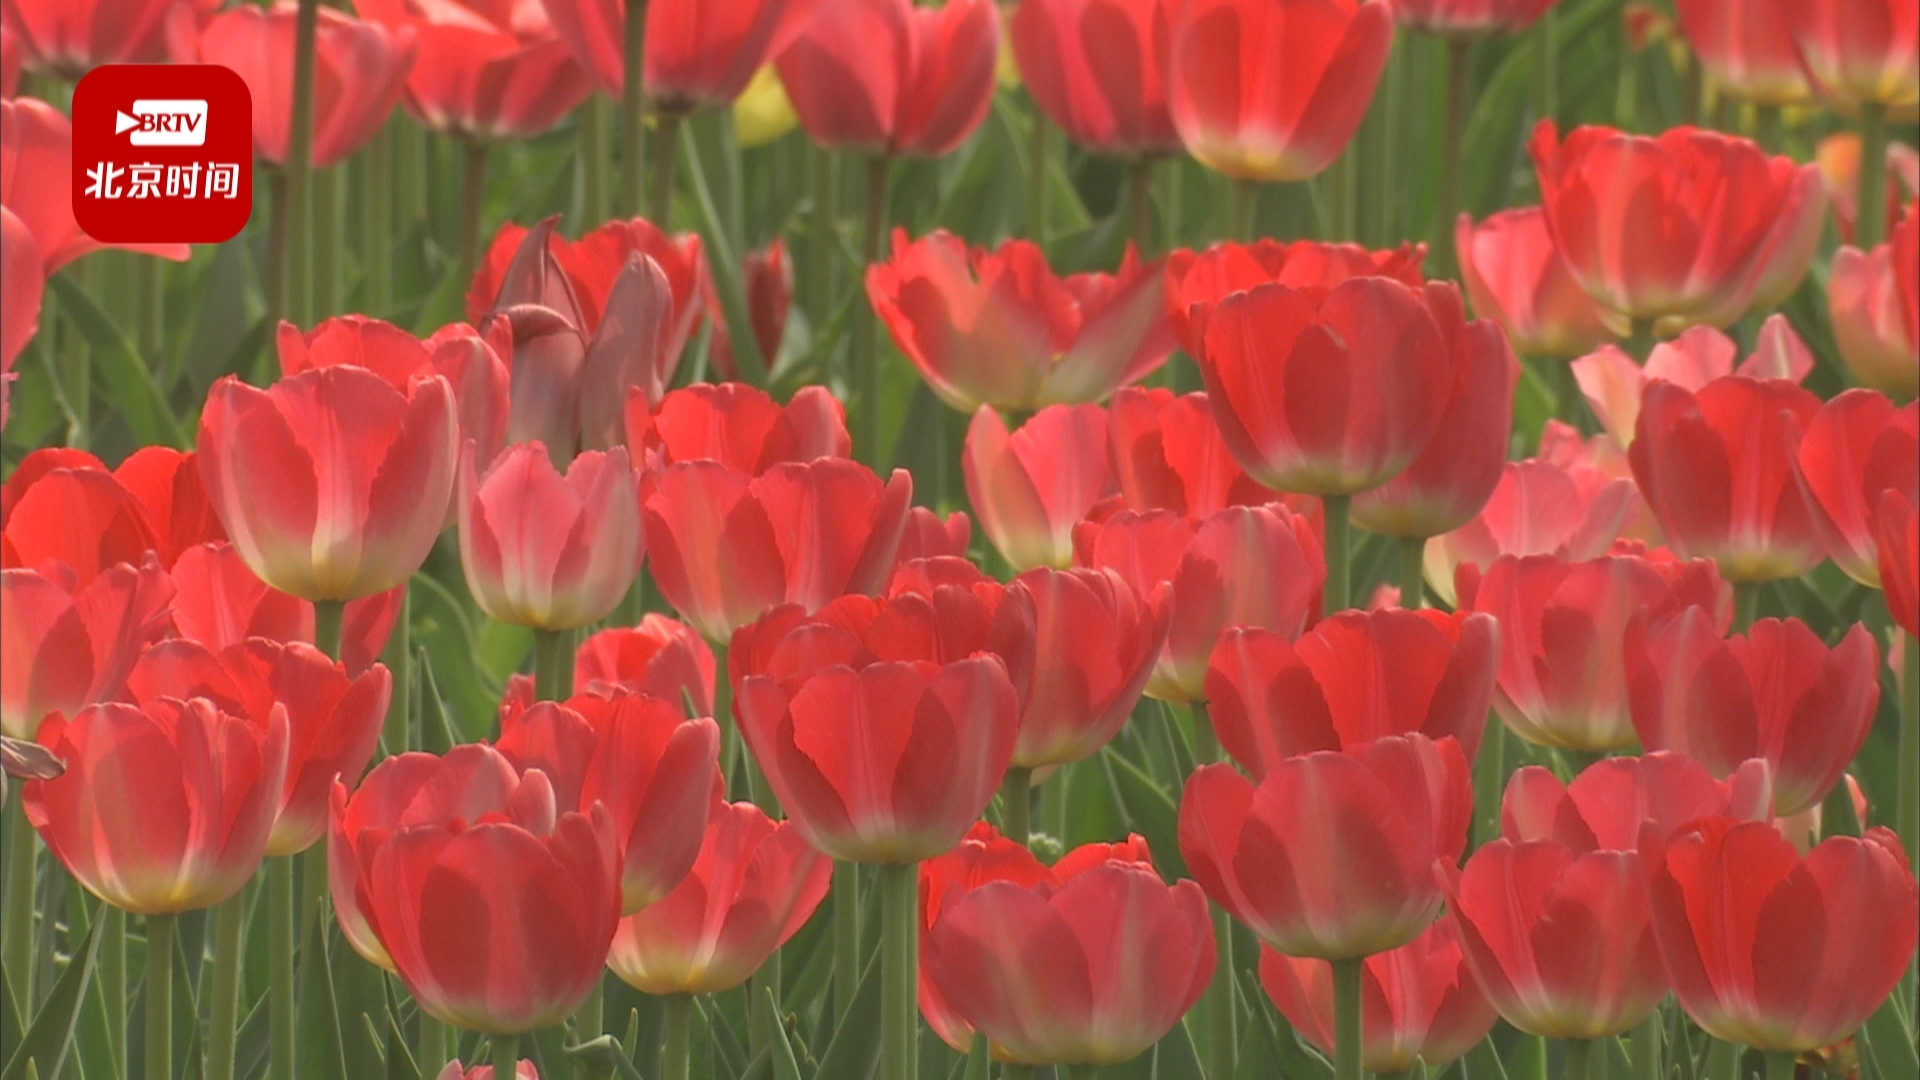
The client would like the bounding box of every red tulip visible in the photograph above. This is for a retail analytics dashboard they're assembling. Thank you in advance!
[496,692,719,912]
[26,697,287,913]
[777,0,999,157]
[126,638,389,856]
[1351,283,1518,538]
[470,219,705,351]
[545,0,805,110]
[1388,0,1557,36]
[923,835,1214,1066]
[732,604,1019,863]
[1179,733,1472,958]
[167,2,415,167]
[1630,611,1879,818]
[0,207,41,422]
[1628,375,1825,582]
[626,383,849,474]
[165,542,401,677]
[1900,202,1920,345]
[0,26,17,97]
[1074,504,1323,702]
[1878,490,1918,636]
[868,230,1173,414]
[197,366,458,602]
[353,0,592,140]
[1499,753,1776,853]
[457,441,642,631]
[1829,231,1920,401]
[1643,818,1918,1051]
[1009,0,1182,157]
[1196,278,1453,497]
[1107,388,1272,518]
[704,240,792,381]
[1455,208,1621,359]
[1673,0,1815,106]
[573,616,716,715]
[0,97,190,272]
[281,315,512,477]
[1786,0,1918,110]
[1,457,160,585]
[0,0,176,76]
[1004,567,1168,769]
[435,1061,539,1080]
[1455,553,1728,752]
[642,458,911,641]
[1530,123,1824,324]
[1574,318,1814,453]
[109,448,228,567]
[1,557,173,739]
[1166,0,1393,182]
[1258,921,1497,1074]
[895,507,973,564]
[1207,609,1497,774]
[964,404,1113,570]
[1797,393,1917,587]
[917,822,1054,1051]
[1164,239,1426,357]
[606,800,831,995]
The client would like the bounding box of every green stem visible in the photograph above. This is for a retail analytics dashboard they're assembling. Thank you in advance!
[661,993,691,1080]
[1733,582,1760,634]
[314,599,345,663]
[1323,495,1352,615]
[1436,37,1471,276]
[396,118,426,233]
[1533,5,1558,124]
[1899,631,1918,875]
[833,860,861,1022]
[1192,700,1219,765]
[807,144,839,330]
[105,906,127,1072]
[1630,1014,1661,1080]
[1205,906,1235,1080]
[650,111,681,226]
[533,627,576,703]
[1397,536,1426,609]
[1029,114,1052,241]
[363,123,393,313]
[1551,358,1582,426]
[1565,1039,1596,1080]
[575,979,604,1057]
[1753,106,1783,155]
[380,586,412,756]
[1472,712,1506,848]
[270,857,295,1080]
[146,913,176,1080]
[581,95,610,228]
[1332,956,1364,1080]
[852,155,892,467]
[1856,102,1890,250]
[1627,318,1656,363]
[999,767,1032,845]
[458,141,491,294]
[1128,157,1156,255]
[59,260,92,447]
[622,0,651,217]
[1326,142,1355,243]
[1003,1067,1036,1080]
[207,892,246,1080]
[286,0,320,327]
[314,165,339,318]
[492,1032,521,1080]
[266,172,290,336]
[1706,1039,1740,1080]
[3,790,35,1011]
[1227,178,1259,242]
[1764,1051,1795,1080]
[880,861,919,1080]
[417,1012,447,1080]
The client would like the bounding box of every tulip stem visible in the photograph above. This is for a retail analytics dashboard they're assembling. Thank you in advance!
[879,861,920,1080]
[315,166,340,318]
[1472,714,1506,848]
[1533,5,1558,125]
[1732,582,1760,634]
[1630,1014,1662,1080]
[493,1032,520,1080]
[533,628,575,703]
[999,767,1032,845]
[363,123,393,313]
[1765,1052,1795,1080]
[833,860,861,1022]
[266,172,290,345]
[105,906,127,1070]
[1706,1039,1741,1080]
[1627,318,1655,363]
[1397,536,1426,609]
[1129,158,1156,255]
[314,599,346,663]
[3,790,36,1011]
[381,586,413,755]
[576,979,604,1052]
[622,0,651,218]
[658,993,690,1080]
[581,96,610,228]
[1565,1039,1597,1080]
[418,1011,447,1077]
[1203,904,1235,1080]
[1856,102,1890,250]
[1227,179,1259,242]
[286,0,320,327]
[1898,630,1918,875]
[1029,115,1052,241]
[1435,38,1472,276]
[1323,495,1352,615]
[458,141,492,294]
[146,912,175,1080]
[651,112,681,226]
[807,144,839,329]
[270,856,296,1080]
[852,155,893,467]
[1331,956,1363,1080]
[1192,700,1219,765]
[207,892,246,1080]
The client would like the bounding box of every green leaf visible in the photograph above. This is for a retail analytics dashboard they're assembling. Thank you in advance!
[563,1035,647,1080]
[296,913,348,1080]
[682,116,768,386]
[811,948,882,1080]
[0,899,103,1080]
[46,274,189,449]
[1861,990,1919,1080]
[1465,1036,1512,1080]
[762,988,802,1080]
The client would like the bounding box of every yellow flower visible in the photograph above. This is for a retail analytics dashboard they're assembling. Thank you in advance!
[733,65,798,149]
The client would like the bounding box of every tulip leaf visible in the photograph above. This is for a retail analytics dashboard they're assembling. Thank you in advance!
[0,898,102,1080]
[46,273,190,450]
[296,913,348,1080]
[811,948,882,1080]
[563,1035,647,1080]
[761,988,802,1080]
[1861,992,1919,1080]
[1101,744,1186,881]
[1465,1036,1511,1080]
[682,117,769,387]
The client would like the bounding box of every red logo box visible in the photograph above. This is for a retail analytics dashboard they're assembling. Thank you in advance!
[72,64,252,245]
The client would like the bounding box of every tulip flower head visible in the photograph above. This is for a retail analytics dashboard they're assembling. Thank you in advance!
[1009,0,1183,157]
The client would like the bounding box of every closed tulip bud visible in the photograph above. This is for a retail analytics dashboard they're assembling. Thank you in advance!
[1258,920,1497,1074]
[1878,490,1919,636]
[1455,209,1622,359]
[1075,504,1323,702]
[1786,0,1918,111]
[127,638,389,856]
[1456,553,1729,753]
[628,382,849,474]
[607,801,831,996]
[1107,388,1273,518]
[353,0,592,140]
[167,2,415,167]
[572,616,716,715]
[705,240,792,381]
[26,697,287,913]
[1829,222,1920,400]
[1207,609,1498,773]
[544,0,804,110]
[1388,0,1558,37]
[197,366,457,602]
[964,404,1114,570]
[923,835,1215,1066]
[1797,392,1917,587]
[777,0,1000,157]
[1630,611,1879,818]
[1629,375,1825,582]
[1010,0,1182,157]
[1644,819,1918,1051]
[1005,567,1169,769]
[1197,278,1454,497]
[329,744,623,1031]
[869,230,1175,413]
[1165,239,1426,357]
[1167,0,1393,182]
[0,557,174,739]
[1673,0,1814,107]
[1179,733,1472,959]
